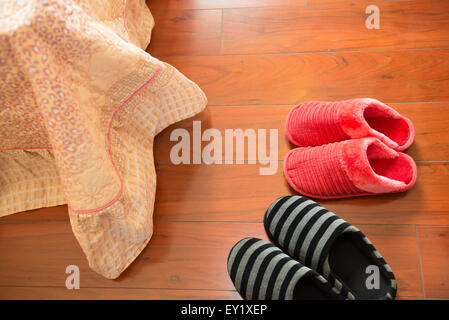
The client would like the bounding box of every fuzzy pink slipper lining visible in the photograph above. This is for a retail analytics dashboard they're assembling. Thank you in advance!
[285,98,415,151]
[283,137,418,199]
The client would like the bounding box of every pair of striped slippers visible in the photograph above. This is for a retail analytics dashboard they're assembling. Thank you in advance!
[228,196,396,300]
[284,98,418,199]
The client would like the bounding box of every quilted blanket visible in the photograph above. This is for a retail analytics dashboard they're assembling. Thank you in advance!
[0,0,207,278]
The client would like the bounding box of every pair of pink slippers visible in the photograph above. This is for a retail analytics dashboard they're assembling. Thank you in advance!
[284,98,418,199]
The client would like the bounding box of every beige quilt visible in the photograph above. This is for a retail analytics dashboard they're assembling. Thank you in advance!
[0,0,207,278]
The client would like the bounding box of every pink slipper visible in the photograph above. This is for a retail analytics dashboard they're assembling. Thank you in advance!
[285,98,415,151]
[283,137,417,199]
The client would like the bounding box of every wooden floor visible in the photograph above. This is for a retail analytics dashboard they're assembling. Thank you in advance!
[1,0,449,299]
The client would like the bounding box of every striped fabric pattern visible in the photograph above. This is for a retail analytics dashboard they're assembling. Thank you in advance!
[227,238,338,300]
[264,195,396,300]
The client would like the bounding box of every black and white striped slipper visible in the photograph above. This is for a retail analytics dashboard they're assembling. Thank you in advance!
[263,195,397,300]
[227,238,348,300]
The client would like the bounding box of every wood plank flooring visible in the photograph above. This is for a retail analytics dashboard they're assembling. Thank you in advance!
[0,0,448,299]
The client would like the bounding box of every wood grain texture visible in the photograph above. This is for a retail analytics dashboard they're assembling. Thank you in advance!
[307,0,412,4]
[154,161,449,225]
[147,0,410,10]
[222,0,449,54]
[0,220,423,298]
[148,9,222,56]
[153,102,449,163]
[147,0,306,10]
[417,226,449,299]
[0,205,68,222]
[162,49,449,105]
[0,287,241,300]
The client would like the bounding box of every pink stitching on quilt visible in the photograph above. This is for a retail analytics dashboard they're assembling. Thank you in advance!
[68,63,163,214]
[1,1,141,154]
[1,64,162,214]
[1,1,160,214]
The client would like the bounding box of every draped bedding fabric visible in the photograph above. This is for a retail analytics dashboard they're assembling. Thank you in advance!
[0,0,207,278]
